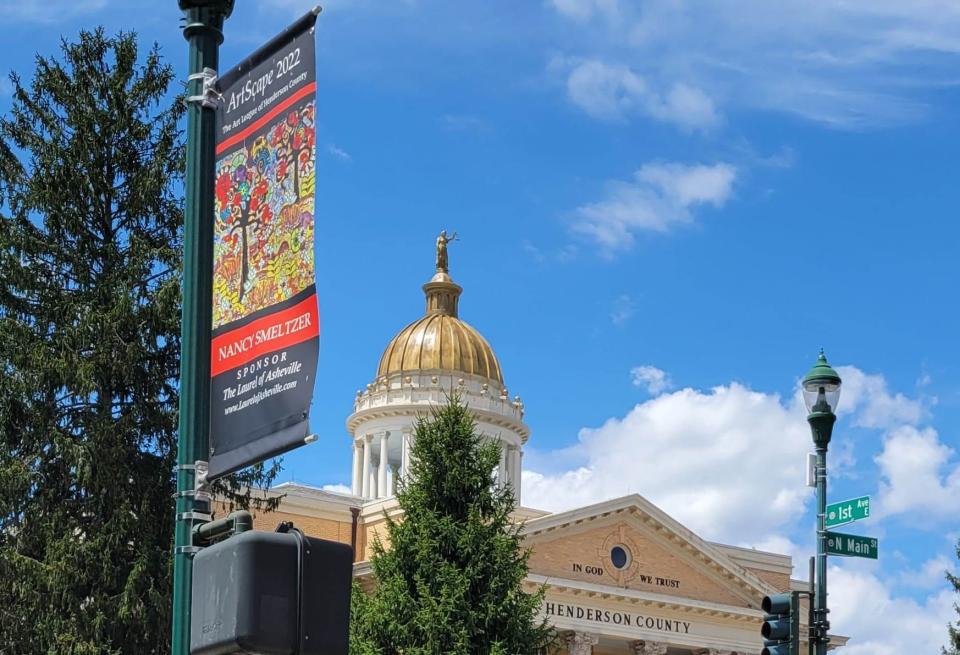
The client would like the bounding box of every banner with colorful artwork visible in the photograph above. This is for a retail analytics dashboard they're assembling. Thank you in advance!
[208,12,319,478]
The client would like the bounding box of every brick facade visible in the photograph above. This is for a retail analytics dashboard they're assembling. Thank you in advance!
[527,520,754,607]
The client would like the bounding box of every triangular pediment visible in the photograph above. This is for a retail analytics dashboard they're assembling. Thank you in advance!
[521,495,779,610]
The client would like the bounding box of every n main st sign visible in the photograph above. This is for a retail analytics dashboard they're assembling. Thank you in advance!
[826,531,878,559]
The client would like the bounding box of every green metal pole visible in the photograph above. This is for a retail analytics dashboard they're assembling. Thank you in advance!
[808,556,815,655]
[814,443,828,655]
[808,411,835,655]
[172,3,232,653]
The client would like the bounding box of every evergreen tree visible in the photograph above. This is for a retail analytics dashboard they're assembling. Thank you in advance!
[945,538,960,655]
[0,30,279,654]
[349,580,380,655]
[350,396,555,655]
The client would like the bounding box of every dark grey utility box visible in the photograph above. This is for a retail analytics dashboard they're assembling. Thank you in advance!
[190,530,352,655]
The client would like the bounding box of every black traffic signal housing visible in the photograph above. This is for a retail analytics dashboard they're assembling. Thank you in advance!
[761,591,800,655]
[190,527,352,655]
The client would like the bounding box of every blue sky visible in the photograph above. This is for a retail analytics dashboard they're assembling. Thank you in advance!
[2,0,959,652]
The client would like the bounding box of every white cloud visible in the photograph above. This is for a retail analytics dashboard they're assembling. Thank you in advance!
[634,162,735,206]
[646,82,720,131]
[549,0,619,22]
[630,365,671,395]
[830,564,954,654]
[327,144,352,161]
[609,294,634,326]
[897,554,955,590]
[0,0,105,22]
[837,365,930,429]
[564,59,719,130]
[572,161,736,251]
[565,60,645,122]
[875,425,960,520]
[321,483,353,495]
[548,1,960,128]
[523,382,812,545]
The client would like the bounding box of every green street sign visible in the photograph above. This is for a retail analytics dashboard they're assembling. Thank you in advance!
[826,531,878,559]
[826,495,871,528]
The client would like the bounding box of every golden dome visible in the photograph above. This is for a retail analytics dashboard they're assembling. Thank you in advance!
[377,312,504,384]
[376,243,504,385]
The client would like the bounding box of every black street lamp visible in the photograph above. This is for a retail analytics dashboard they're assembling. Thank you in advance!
[802,350,842,655]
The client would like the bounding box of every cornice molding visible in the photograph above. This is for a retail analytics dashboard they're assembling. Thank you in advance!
[712,542,793,576]
[347,403,529,440]
[526,574,762,623]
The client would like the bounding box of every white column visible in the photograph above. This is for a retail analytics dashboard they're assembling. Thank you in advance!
[630,641,668,655]
[378,431,390,498]
[565,631,599,655]
[511,446,521,489]
[503,445,511,488]
[401,430,413,480]
[498,443,507,488]
[391,462,400,494]
[361,434,372,498]
[351,440,361,496]
[516,449,523,503]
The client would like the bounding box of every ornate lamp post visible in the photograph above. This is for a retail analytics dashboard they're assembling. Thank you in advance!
[172,2,234,653]
[802,351,842,655]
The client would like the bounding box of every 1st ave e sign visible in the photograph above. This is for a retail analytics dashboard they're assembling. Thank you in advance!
[826,531,878,559]
[825,495,870,528]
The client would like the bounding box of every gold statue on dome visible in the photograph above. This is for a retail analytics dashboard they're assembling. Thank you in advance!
[435,229,458,273]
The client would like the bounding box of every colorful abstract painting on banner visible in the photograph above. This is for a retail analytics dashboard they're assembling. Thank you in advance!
[213,101,316,328]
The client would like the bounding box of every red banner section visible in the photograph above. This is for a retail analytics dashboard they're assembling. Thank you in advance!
[210,293,319,377]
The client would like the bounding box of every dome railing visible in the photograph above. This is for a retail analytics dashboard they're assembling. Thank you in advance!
[352,380,524,421]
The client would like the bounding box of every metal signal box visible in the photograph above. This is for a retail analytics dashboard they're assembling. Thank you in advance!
[190,530,352,655]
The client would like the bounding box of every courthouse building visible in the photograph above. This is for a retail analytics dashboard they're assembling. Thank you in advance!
[247,241,848,654]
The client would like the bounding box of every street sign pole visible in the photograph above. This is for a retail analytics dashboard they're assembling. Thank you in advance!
[172,2,234,654]
[814,441,829,655]
[808,557,815,655]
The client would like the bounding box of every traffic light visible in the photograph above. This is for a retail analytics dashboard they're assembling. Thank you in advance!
[761,591,800,655]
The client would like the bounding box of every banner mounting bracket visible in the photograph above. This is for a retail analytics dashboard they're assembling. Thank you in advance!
[185,68,221,109]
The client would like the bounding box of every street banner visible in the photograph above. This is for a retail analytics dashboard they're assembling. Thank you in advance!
[208,11,319,478]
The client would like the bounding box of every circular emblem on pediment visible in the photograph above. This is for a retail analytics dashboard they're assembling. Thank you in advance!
[599,525,640,586]
[610,545,630,569]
